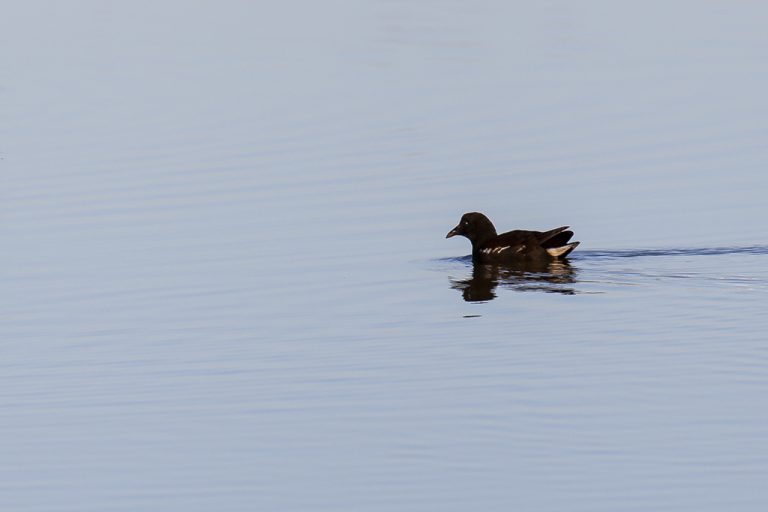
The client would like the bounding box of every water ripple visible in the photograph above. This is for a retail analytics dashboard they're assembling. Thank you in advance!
[574,245,768,260]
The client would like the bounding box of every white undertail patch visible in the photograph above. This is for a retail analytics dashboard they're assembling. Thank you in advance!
[546,242,580,257]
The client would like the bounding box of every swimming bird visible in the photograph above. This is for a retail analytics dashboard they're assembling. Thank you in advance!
[446,212,579,263]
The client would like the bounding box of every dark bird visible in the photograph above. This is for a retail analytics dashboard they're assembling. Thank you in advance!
[446,212,579,263]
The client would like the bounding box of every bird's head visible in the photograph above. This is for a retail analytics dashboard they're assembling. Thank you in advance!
[446,212,497,245]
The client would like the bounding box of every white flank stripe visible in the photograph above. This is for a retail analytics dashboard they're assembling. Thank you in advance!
[482,246,510,254]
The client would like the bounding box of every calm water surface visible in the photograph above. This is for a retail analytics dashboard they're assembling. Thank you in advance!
[2,1,768,511]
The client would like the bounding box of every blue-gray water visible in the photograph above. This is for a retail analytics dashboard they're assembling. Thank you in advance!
[2,1,768,511]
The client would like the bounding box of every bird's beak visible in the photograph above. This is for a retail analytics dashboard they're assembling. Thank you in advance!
[446,225,460,238]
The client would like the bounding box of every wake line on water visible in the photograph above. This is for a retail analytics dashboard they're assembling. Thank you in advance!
[436,245,768,265]
[435,244,768,298]
[572,245,768,260]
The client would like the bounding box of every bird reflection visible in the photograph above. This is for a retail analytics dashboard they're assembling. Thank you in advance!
[450,260,578,301]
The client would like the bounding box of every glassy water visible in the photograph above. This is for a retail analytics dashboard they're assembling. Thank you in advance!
[2,1,768,511]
